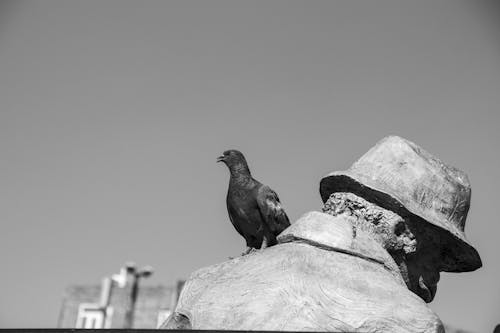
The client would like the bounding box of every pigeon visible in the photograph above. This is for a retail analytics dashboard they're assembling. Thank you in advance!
[217,150,290,255]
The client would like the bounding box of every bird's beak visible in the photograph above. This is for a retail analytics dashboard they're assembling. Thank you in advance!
[216,155,225,163]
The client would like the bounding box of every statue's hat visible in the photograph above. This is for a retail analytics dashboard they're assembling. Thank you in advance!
[319,136,481,272]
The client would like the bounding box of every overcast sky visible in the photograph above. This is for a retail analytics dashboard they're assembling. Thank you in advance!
[0,1,499,331]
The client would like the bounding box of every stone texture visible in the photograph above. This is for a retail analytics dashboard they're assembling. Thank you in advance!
[163,212,444,332]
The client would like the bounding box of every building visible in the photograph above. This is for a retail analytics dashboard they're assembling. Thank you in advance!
[57,265,184,329]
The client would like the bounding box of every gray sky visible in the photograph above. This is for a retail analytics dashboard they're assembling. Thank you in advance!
[0,1,499,331]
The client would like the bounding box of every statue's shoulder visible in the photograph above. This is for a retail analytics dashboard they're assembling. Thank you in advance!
[177,253,263,304]
[171,240,442,331]
[171,212,442,331]
[187,253,251,282]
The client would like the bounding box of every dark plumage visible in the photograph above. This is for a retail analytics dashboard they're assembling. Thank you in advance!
[217,150,291,255]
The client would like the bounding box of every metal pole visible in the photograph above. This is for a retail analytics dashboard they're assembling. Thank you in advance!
[123,264,153,329]
[123,273,139,329]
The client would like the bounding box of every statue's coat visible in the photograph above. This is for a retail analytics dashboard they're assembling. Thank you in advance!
[163,212,444,332]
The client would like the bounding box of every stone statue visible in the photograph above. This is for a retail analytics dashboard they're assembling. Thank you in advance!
[162,136,482,332]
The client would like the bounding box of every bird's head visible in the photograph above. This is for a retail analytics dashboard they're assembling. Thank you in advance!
[217,150,250,174]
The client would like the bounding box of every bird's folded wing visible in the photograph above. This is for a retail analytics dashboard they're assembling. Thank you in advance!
[257,185,291,234]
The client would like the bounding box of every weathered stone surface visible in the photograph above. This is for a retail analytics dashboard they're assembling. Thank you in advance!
[277,211,403,283]
[163,212,444,332]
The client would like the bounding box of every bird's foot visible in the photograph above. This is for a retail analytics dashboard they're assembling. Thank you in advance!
[260,237,269,251]
[228,247,256,259]
[241,247,257,256]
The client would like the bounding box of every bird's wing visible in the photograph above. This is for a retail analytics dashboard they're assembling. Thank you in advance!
[256,185,291,234]
[227,200,245,237]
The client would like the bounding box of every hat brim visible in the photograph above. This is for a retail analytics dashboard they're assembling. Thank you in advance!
[320,172,482,273]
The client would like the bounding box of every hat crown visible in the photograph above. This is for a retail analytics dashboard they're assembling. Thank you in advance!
[349,136,470,236]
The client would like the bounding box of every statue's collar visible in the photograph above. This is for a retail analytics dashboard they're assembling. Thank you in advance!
[278,211,405,285]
